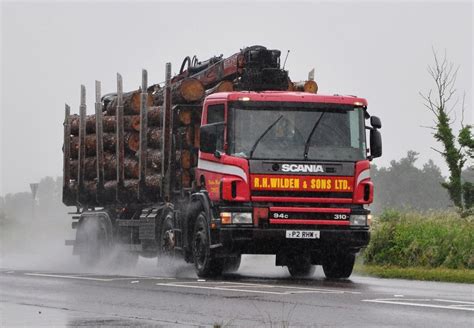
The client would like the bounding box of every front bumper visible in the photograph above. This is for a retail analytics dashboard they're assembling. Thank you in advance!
[212,226,370,255]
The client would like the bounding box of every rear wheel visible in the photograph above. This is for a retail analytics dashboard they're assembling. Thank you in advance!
[77,218,109,266]
[192,212,223,278]
[322,251,355,279]
[287,255,315,278]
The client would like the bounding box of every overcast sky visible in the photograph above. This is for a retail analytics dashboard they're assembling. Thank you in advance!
[1,1,472,195]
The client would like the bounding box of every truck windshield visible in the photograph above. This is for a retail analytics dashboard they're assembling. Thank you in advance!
[227,102,366,161]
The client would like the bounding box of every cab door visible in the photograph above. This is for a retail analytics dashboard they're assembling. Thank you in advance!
[197,102,227,200]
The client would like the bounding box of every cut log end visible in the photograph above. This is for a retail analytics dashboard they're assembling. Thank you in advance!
[180,78,205,102]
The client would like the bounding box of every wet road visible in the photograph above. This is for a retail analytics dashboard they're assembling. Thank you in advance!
[1,256,473,327]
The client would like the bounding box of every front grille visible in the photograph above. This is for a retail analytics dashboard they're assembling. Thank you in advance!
[269,212,340,220]
[267,224,350,230]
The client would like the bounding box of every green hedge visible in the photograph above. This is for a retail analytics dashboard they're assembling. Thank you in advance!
[364,210,474,269]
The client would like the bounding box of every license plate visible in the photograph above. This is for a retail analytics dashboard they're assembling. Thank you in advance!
[285,230,320,239]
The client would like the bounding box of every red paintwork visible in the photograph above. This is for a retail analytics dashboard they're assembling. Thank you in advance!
[205,91,368,107]
[251,174,353,192]
[353,160,373,204]
[196,152,251,202]
[270,207,351,213]
[269,219,350,226]
[251,196,353,204]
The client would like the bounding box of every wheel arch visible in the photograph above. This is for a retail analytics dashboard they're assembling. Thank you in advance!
[76,210,114,248]
[186,191,213,250]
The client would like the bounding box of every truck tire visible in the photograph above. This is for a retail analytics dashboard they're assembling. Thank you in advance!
[287,255,315,278]
[159,213,176,257]
[192,212,223,277]
[223,255,241,273]
[322,251,356,279]
[77,218,109,266]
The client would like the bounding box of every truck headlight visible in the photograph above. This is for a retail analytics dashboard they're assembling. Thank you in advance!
[350,214,367,226]
[232,212,252,224]
[220,212,253,224]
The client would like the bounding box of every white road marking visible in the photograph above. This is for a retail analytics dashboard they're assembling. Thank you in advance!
[24,272,175,282]
[362,298,474,312]
[157,282,307,295]
[434,299,474,305]
[217,281,361,294]
[131,280,139,284]
[25,273,113,281]
[156,281,355,295]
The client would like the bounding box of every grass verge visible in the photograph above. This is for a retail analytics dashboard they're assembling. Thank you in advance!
[354,263,474,284]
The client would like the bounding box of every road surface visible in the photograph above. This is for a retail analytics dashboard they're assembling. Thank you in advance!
[1,256,473,327]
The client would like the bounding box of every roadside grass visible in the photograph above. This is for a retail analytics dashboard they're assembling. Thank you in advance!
[357,209,474,283]
[354,263,474,284]
[364,210,474,269]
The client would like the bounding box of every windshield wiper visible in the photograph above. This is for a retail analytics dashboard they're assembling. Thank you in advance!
[249,115,284,159]
[303,112,325,160]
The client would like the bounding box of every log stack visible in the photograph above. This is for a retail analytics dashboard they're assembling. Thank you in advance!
[63,59,317,207]
[63,73,224,206]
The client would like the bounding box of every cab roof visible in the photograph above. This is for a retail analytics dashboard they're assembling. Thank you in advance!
[205,91,368,107]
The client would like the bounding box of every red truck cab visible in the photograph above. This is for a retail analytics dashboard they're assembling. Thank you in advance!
[192,91,382,278]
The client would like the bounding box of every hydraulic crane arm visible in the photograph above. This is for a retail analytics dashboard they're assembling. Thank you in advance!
[173,45,289,91]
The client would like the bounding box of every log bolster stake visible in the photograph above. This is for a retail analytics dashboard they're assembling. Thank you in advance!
[138,69,148,201]
[63,103,72,205]
[78,85,86,205]
[95,80,105,203]
[116,73,125,202]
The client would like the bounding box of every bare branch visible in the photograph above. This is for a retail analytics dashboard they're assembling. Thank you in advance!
[430,147,445,155]
[420,125,437,131]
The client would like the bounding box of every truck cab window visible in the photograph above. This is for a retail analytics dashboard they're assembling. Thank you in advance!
[207,104,225,124]
[206,104,225,151]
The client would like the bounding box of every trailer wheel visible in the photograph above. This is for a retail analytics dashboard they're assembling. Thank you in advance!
[77,218,109,266]
[192,212,223,277]
[223,255,241,273]
[322,251,355,279]
[287,255,315,278]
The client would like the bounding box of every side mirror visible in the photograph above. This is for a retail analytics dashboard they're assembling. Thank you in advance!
[370,116,382,129]
[370,129,382,158]
[200,122,224,154]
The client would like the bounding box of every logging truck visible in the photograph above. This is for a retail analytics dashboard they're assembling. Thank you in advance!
[63,45,382,278]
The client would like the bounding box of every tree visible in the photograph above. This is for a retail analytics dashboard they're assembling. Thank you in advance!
[420,50,473,214]
[371,151,451,213]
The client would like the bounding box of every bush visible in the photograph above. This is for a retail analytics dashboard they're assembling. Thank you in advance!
[364,210,474,269]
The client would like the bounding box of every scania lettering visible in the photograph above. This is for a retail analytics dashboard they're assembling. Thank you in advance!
[281,164,325,173]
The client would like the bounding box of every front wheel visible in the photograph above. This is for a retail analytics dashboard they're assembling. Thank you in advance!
[287,255,315,278]
[223,255,241,273]
[192,212,223,278]
[322,251,355,279]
